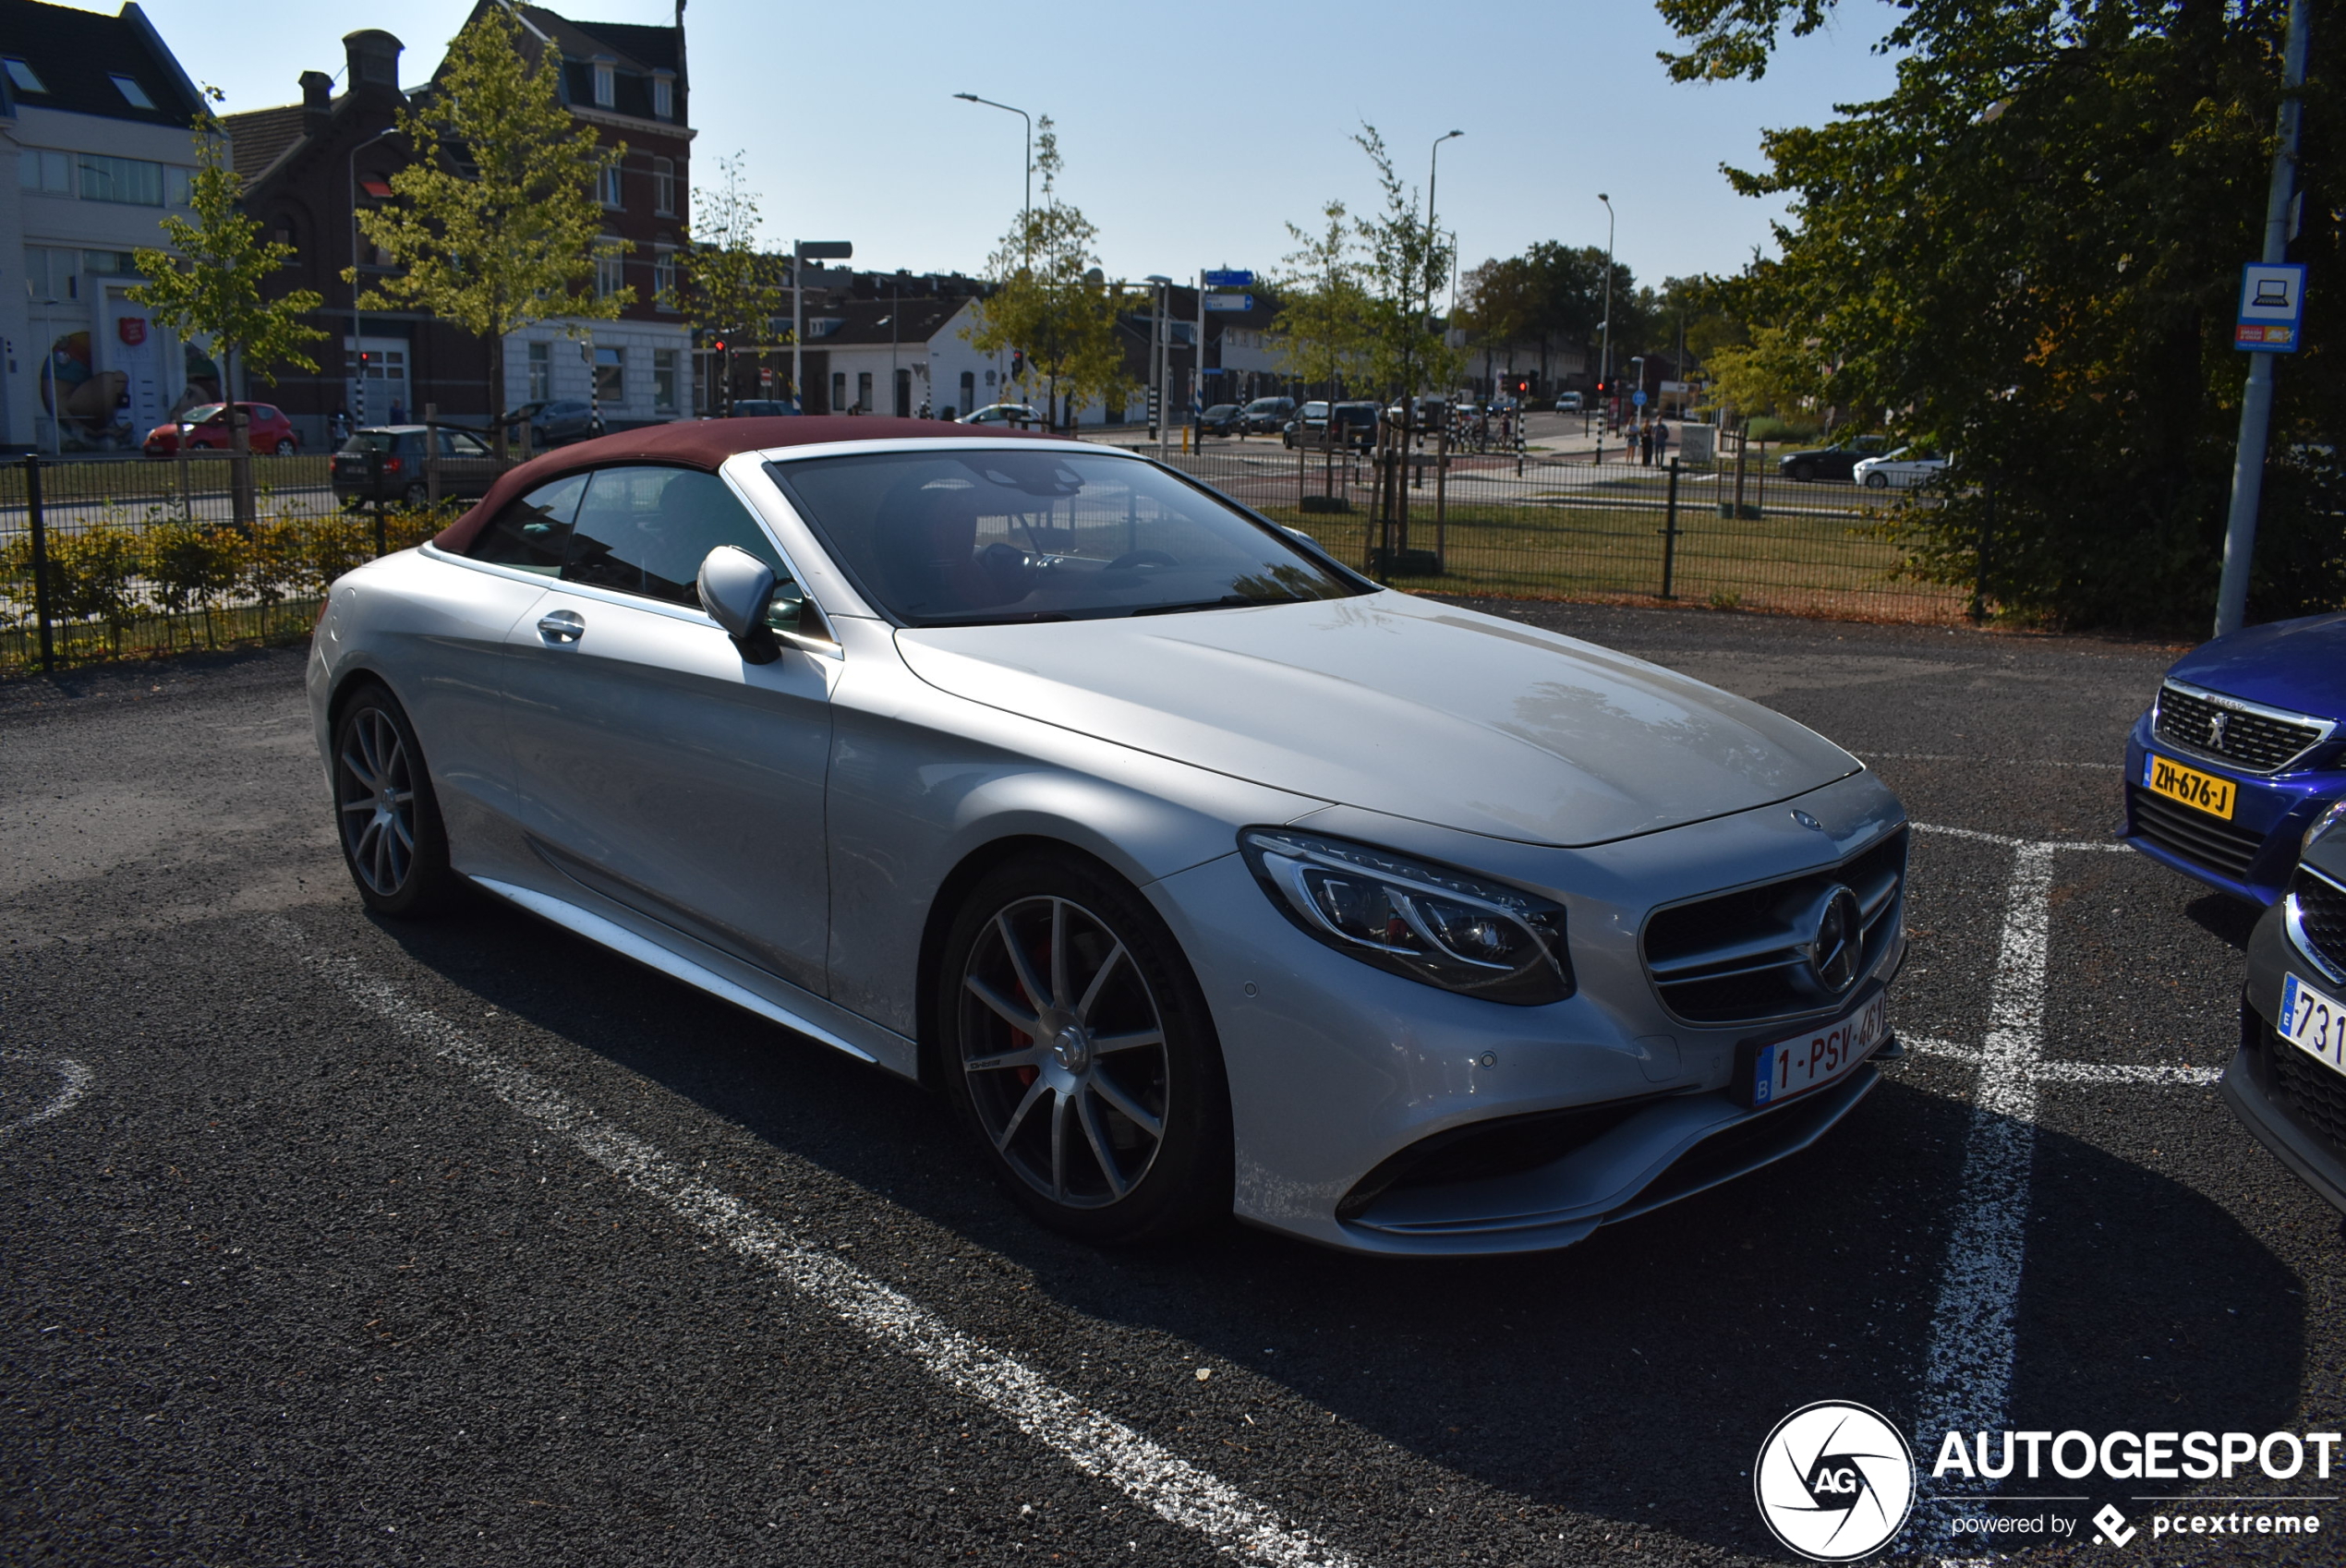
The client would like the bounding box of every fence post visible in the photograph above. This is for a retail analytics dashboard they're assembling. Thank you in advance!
[1970,483,1995,624]
[367,447,388,558]
[1660,457,1681,600]
[425,403,441,507]
[24,454,54,674]
[1434,423,1450,574]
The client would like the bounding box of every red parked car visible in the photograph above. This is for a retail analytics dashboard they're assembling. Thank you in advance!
[142,403,301,457]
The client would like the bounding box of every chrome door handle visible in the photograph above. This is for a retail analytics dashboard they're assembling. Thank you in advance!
[537,609,585,644]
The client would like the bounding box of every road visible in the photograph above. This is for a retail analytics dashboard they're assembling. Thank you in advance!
[3,603,2336,1566]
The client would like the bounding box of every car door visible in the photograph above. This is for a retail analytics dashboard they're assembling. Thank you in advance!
[498,463,836,995]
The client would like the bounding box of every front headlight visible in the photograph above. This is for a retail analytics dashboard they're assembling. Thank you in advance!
[2305,796,2346,856]
[1239,828,1574,1006]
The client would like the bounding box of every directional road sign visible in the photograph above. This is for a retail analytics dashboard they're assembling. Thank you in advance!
[1203,270,1253,288]
[1203,294,1254,312]
[2235,262,2307,353]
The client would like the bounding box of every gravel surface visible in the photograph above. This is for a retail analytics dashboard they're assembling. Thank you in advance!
[3,601,2335,1566]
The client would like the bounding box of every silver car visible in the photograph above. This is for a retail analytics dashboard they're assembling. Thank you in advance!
[308,416,1909,1255]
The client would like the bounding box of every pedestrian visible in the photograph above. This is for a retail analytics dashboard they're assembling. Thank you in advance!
[389,398,405,425]
[1653,417,1672,464]
[1639,419,1654,465]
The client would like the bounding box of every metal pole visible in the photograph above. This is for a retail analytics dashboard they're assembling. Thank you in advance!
[792,240,803,415]
[954,95,1033,267]
[425,402,441,506]
[2215,0,2312,638]
[347,127,399,429]
[1425,131,1461,400]
[1598,194,1614,421]
[1971,481,1995,624]
[25,455,54,674]
[1661,457,1680,599]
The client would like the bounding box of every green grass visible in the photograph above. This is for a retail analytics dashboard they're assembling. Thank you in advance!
[0,454,333,507]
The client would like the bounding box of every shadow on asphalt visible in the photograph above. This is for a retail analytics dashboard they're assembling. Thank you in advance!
[2183,892,2263,953]
[375,894,2305,1558]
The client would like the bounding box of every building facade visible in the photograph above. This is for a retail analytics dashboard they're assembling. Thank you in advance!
[2,0,212,452]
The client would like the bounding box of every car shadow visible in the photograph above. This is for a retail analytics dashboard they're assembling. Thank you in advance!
[2183,892,2264,952]
[374,899,2306,1559]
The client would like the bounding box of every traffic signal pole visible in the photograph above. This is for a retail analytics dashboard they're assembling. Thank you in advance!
[2215,0,2312,638]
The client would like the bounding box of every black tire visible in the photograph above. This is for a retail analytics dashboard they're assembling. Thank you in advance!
[331,684,459,917]
[1788,461,1815,482]
[936,852,1232,1244]
[273,439,296,456]
[403,482,431,507]
[1863,471,1891,489]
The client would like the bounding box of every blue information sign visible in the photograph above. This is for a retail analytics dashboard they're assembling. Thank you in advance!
[2235,262,2308,353]
[1203,270,1254,288]
[1631,389,1648,407]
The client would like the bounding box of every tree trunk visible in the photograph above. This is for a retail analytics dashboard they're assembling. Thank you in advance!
[227,348,255,531]
[488,330,508,464]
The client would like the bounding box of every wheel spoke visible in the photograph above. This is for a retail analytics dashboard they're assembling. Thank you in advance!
[994,1075,1047,1152]
[1048,899,1069,1012]
[1077,1091,1128,1199]
[1049,1089,1071,1200]
[339,746,378,794]
[1090,1027,1163,1056]
[1073,942,1126,1023]
[964,974,1042,1035]
[1088,1069,1164,1140]
[997,911,1048,1010]
[338,797,378,815]
[963,1043,1047,1074]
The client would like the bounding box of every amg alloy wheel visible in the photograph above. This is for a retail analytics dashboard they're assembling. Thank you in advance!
[332,687,456,915]
[940,858,1229,1241]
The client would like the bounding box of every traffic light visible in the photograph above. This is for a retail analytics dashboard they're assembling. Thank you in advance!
[1010,350,1026,380]
[711,338,726,353]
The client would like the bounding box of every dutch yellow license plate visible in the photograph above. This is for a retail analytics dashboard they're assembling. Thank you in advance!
[2145,754,2237,820]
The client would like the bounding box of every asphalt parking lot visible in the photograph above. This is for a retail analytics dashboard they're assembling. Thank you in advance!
[3,600,2338,1566]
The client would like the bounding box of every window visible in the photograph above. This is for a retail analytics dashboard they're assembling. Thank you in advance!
[108,74,154,109]
[592,59,616,108]
[18,148,67,193]
[562,466,805,624]
[527,341,551,403]
[651,73,674,120]
[652,157,675,215]
[830,372,844,412]
[894,368,912,418]
[23,247,77,302]
[82,249,140,278]
[469,474,588,575]
[653,349,678,412]
[959,370,974,413]
[167,167,191,207]
[595,238,625,297]
[652,247,677,309]
[441,429,492,456]
[856,371,873,412]
[78,153,163,206]
[599,164,623,209]
[594,344,623,403]
[4,57,46,93]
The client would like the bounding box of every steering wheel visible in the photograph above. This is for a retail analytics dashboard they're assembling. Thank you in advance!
[1103,549,1178,572]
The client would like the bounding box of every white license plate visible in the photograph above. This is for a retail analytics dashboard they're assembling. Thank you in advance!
[2280,972,2346,1078]
[1751,995,1887,1107]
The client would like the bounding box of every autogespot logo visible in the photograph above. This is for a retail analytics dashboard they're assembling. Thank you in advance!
[1755,1402,1917,1562]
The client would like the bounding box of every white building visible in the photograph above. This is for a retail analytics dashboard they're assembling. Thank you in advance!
[2,0,212,452]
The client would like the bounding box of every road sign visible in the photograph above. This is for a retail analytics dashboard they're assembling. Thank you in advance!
[1203,294,1254,312]
[2234,262,2307,352]
[1203,270,1253,288]
[1631,389,1648,407]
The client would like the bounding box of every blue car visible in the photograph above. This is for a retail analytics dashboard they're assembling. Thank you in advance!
[2122,611,2346,905]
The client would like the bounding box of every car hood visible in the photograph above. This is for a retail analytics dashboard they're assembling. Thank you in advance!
[2170,610,2346,719]
[893,593,1862,846]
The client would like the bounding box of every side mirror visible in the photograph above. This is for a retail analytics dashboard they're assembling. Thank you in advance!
[696,545,782,664]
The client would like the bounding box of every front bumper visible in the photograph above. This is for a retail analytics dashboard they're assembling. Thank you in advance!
[1146,768,1907,1256]
[2121,713,2344,905]
[2231,907,2346,1214]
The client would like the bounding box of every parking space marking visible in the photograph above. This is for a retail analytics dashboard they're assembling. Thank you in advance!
[1905,823,2214,1540]
[285,935,1361,1568]
[0,1051,93,1142]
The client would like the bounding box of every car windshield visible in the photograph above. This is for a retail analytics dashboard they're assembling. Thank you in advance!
[342,432,398,453]
[768,447,1365,627]
[180,404,224,423]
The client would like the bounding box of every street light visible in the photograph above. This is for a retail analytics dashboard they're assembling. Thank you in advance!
[1598,193,1615,420]
[954,93,1033,263]
[1423,130,1462,404]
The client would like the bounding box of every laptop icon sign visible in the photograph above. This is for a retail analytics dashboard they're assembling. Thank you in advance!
[2255,277,2293,307]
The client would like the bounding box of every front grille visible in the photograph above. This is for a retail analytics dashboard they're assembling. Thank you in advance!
[1641,828,1906,1026]
[2287,865,2346,977]
[2154,681,2329,773]
[2129,785,2264,880]
[2269,1026,2346,1160]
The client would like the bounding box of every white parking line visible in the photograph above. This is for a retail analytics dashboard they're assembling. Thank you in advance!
[288,937,1360,1568]
[0,1050,92,1141]
[1905,823,2220,1538]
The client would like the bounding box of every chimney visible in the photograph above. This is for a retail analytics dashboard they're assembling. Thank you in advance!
[343,30,404,97]
[299,70,333,130]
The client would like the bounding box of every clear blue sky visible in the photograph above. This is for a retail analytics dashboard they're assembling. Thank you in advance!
[125,0,1903,294]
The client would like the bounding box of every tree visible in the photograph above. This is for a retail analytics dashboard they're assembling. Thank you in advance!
[964,119,1131,427]
[1454,242,1639,387]
[351,6,628,457]
[671,151,790,412]
[1272,199,1373,398]
[1657,0,2344,628]
[1348,125,1462,403]
[131,93,325,525]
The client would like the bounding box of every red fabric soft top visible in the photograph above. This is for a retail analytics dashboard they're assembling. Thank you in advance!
[431,415,1070,556]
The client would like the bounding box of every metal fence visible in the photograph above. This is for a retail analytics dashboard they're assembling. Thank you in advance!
[1,452,457,675]
[1149,433,1970,624]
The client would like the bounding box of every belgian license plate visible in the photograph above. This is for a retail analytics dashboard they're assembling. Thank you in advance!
[2145,753,2237,820]
[2280,972,2346,1079]
[1749,994,1887,1107]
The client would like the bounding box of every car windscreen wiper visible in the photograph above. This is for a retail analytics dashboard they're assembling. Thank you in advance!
[912,610,1073,628]
[1129,595,1297,617]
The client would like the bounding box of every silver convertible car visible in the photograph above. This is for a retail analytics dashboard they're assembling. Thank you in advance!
[308,416,1909,1255]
